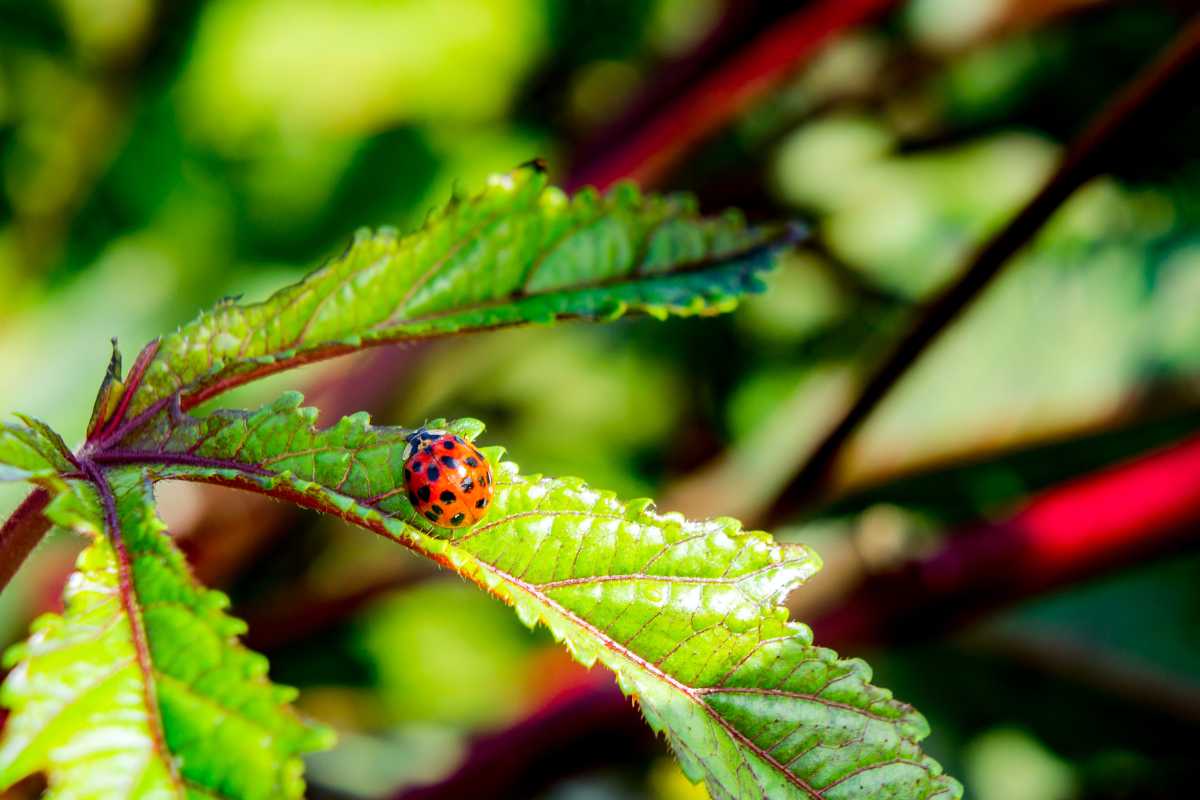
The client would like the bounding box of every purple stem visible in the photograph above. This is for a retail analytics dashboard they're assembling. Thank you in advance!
[90,449,273,475]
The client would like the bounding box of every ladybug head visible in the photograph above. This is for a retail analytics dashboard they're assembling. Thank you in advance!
[402,426,446,460]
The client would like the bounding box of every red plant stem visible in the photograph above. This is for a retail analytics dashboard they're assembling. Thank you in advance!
[390,675,651,800]
[0,489,52,593]
[772,13,1200,515]
[243,568,428,651]
[566,0,899,191]
[812,431,1200,649]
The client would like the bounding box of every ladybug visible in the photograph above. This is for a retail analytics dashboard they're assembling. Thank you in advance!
[402,428,493,528]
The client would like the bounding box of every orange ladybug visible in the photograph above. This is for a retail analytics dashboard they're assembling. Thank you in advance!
[402,428,493,528]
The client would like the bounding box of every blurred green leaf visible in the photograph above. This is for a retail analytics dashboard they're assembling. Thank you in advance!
[965,728,1078,800]
[398,326,684,498]
[180,0,547,146]
[0,468,332,798]
[359,580,532,725]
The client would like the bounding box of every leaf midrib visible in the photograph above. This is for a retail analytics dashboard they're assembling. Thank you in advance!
[110,225,795,428]
[83,463,185,798]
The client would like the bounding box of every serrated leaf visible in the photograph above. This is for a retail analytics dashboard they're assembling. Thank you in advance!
[0,418,75,486]
[0,467,332,799]
[117,165,799,421]
[108,394,962,799]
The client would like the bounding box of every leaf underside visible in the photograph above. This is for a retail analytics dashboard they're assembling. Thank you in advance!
[116,165,797,421]
[0,419,75,485]
[110,393,962,799]
[0,468,331,800]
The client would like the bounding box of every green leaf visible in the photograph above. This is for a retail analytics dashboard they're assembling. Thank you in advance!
[112,394,962,799]
[117,164,799,421]
[0,467,332,799]
[0,417,75,486]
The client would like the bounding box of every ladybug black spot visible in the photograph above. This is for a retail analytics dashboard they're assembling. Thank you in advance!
[475,497,488,509]
[427,466,440,482]
[417,485,431,502]
[442,440,456,450]
[424,510,440,522]
[439,490,456,504]
[422,446,434,456]
[449,512,465,526]
[440,456,458,469]
[465,457,479,467]
[431,504,443,515]
[460,477,474,493]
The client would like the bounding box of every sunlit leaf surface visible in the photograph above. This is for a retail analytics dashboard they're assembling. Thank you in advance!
[116,394,961,799]
[0,469,331,799]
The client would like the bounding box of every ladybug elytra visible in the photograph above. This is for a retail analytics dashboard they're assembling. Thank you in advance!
[402,428,493,528]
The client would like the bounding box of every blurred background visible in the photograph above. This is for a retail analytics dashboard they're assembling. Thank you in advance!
[3,1,1200,798]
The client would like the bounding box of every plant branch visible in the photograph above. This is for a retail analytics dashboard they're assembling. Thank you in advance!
[809,430,1200,649]
[243,567,429,652]
[771,12,1200,516]
[390,676,653,800]
[565,0,900,191]
[0,489,53,593]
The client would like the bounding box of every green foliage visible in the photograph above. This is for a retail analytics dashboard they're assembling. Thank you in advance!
[359,580,533,726]
[0,418,74,485]
[0,167,960,799]
[119,165,792,418]
[0,468,331,799]
[116,393,962,799]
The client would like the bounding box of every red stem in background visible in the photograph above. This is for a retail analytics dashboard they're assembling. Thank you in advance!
[243,568,428,651]
[565,0,899,191]
[0,489,52,593]
[772,12,1200,515]
[389,675,653,800]
[813,431,1200,648]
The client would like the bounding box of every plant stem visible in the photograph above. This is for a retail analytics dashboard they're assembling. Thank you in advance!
[389,675,652,800]
[0,489,53,592]
[566,0,899,191]
[772,12,1200,516]
[810,431,1200,648]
